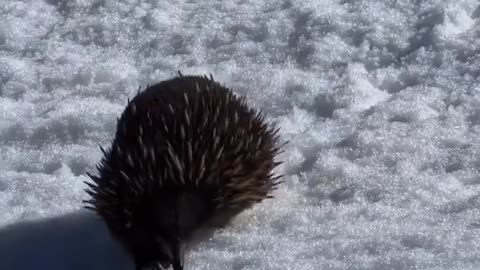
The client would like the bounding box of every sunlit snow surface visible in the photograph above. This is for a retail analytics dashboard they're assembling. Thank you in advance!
[1,0,480,269]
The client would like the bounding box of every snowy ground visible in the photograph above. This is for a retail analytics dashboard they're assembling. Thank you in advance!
[1,0,480,269]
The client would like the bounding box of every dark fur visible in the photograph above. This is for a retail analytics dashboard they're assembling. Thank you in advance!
[85,74,283,270]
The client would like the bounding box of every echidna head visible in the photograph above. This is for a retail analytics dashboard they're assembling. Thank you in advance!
[120,189,211,270]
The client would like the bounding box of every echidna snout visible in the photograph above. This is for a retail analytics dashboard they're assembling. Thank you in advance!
[84,74,283,270]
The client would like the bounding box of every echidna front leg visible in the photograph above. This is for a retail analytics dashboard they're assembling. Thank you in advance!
[154,263,164,270]
[135,262,168,270]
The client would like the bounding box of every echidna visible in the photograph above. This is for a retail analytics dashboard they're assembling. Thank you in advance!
[84,73,283,270]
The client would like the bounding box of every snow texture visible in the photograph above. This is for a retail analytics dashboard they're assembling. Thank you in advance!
[1,0,480,269]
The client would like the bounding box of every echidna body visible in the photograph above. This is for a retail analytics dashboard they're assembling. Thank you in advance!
[85,74,282,270]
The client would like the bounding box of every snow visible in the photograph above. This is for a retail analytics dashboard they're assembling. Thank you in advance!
[1,0,480,269]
